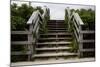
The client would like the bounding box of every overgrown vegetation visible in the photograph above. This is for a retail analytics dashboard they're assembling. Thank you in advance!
[11,3,44,30]
[71,8,95,30]
[11,3,47,62]
[65,8,95,52]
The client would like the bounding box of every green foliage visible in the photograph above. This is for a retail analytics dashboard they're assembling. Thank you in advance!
[11,3,44,31]
[41,8,50,33]
[70,39,78,53]
[76,9,95,30]
[65,8,95,52]
[65,9,68,23]
[36,6,44,14]
[11,16,26,30]
[65,8,95,30]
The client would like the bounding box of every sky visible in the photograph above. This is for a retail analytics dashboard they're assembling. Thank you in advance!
[11,1,95,20]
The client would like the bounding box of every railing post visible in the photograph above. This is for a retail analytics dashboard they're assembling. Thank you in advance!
[78,25,83,57]
[29,1,31,6]
[28,24,33,61]
[66,7,71,31]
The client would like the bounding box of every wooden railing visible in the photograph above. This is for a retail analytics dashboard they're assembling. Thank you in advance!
[11,7,50,61]
[65,7,95,57]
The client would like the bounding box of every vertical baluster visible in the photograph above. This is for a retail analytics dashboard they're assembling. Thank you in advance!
[28,24,33,61]
[29,1,31,6]
[78,25,83,57]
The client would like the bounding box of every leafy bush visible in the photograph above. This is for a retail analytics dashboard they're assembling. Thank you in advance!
[11,16,26,30]
[11,3,44,31]
[76,9,95,30]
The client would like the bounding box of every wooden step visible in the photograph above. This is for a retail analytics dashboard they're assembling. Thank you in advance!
[38,38,72,43]
[36,47,72,51]
[39,37,72,40]
[34,52,77,57]
[37,41,72,45]
[40,32,72,35]
[47,23,65,25]
[47,26,66,28]
[48,28,67,30]
[47,30,68,32]
[47,25,66,27]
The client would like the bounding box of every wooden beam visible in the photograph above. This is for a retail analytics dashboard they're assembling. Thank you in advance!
[11,51,31,55]
[80,40,95,43]
[11,41,31,45]
[80,31,95,34]
[11,31,30,34]
[81,49,95,52]
[32,18,39,33]
[27,11,38,24]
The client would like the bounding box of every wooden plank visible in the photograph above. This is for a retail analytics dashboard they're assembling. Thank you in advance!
[40,32,72,35]
[36,47,72,51]
[39,37,72,40]
[80,40,95,43]
[73,28,79,42]
[34,52,78,57]
[27,11,39,24]
[73,12,84,25]
[81,49,95,52]
[80,31,95,34]
[11,31,30,34]
[32,18,39,33]
[27,11,37,24]
[33,11,39,25]
[42,7,47,18]
[73,19,80,33]
[11,58,95,66]
[72,12,80,26]
[11,41,31,45]
[11,51,31,55]
[37,41,72,45]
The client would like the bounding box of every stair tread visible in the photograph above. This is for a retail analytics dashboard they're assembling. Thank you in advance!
[39,38,72,40]
[37,41,72,45]
[34,52,77,57]
[47,30,67,31]
[48,29,67,30]
[36,46,72,50]
[47,27,67,29]
[40,32,72,35]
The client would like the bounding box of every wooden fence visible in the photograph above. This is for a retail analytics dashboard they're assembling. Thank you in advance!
[11,7,50,61]
[65,7,95,57]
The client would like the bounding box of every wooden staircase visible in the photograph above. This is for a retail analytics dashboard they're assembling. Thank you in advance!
[32,20,78,61]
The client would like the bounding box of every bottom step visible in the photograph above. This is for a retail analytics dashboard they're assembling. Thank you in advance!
[33,52,78,57]
[11,58,95,66]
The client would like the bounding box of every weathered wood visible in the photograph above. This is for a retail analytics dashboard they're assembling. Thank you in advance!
[80,31,95,34]
[32,18,39,33]
[29,1,31,6]
[73,28,79,42]
[66,7,71,30]
[81,49,95,52]
[27,11,38,24]
[73,12,84,25]
[40,32,72,35]
[35,26,39,39]
[11,51,31,55]
[34,52,78,57]
[11,31,30,34]
[80,40,95,43]
[36,47,71,51]
[11,6,49,61]
[73,19,80,33]
[42,7,47,18]
[37,41,72,45]
[11,41,31,45]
